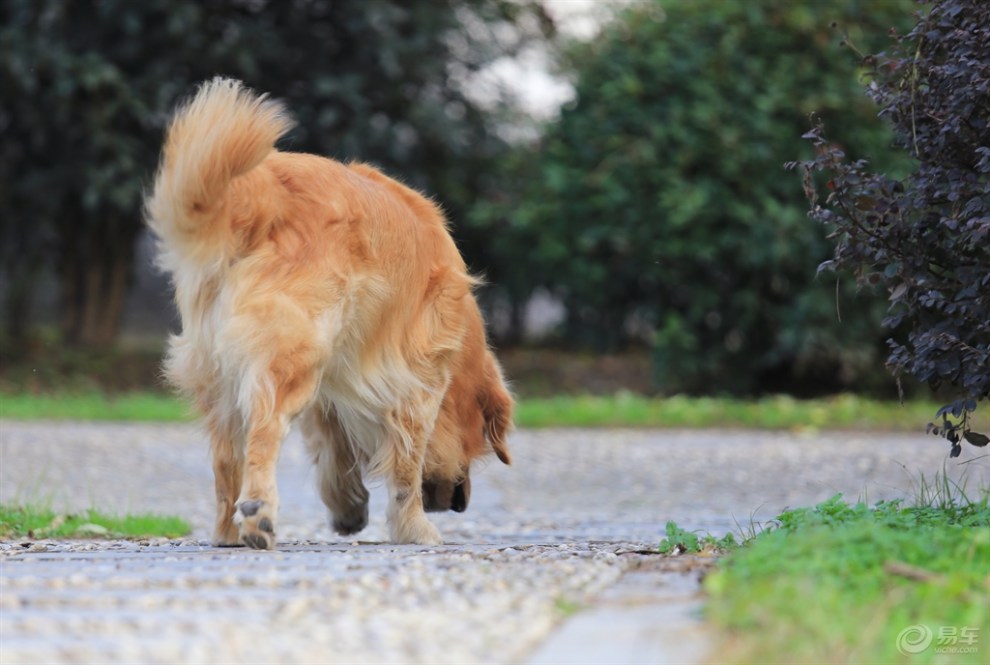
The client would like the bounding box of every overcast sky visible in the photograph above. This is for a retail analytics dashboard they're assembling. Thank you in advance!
[467,0,631,122]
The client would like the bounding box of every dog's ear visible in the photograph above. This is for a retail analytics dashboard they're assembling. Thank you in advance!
[480,355,513,465]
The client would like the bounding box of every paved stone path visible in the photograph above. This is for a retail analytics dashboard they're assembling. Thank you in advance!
[1,421,985,663]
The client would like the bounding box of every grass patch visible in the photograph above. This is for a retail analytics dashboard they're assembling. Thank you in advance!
[1,390,981,433]
[0,503,191,540]
[704,494,990,664]
[516,393,959,431]
[1,391,190,422]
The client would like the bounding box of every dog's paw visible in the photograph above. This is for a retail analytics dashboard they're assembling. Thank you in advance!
[234,499,276,550]
[390,515,443,546]
[332,502,369,536]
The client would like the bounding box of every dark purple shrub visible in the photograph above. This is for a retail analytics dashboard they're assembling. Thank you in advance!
[790,0,989,453]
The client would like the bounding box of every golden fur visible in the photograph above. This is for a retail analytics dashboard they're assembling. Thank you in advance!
[146,78,513,549]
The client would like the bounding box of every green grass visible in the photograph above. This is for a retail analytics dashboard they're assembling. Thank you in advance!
[0,503,191,540]
[704,494,990,664]
[0,391,190,421]
[516,393,960,431]
[1,390,971,432]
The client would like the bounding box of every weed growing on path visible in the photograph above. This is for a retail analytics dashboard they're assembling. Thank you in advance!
[658,521,739,555]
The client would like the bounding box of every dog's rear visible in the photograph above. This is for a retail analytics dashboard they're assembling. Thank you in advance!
[147,78,513,549]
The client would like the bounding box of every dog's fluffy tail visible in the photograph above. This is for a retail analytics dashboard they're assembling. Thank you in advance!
[146,77,294,262]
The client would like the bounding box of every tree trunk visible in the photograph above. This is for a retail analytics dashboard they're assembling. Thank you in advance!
[4,271,34,343]
[79,263,104,346]
[2,240,44,344]
[58,216,137,349]
[59,242,83,346]
[505,297,524,347]
[94,255,130,347]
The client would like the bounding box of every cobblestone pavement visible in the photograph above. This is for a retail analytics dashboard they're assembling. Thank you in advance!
[1,421,985,663]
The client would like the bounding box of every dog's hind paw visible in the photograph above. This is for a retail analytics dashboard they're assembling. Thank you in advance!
[234,499,276,550]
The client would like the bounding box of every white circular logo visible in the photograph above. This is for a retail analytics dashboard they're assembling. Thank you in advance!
[897,625,933,655]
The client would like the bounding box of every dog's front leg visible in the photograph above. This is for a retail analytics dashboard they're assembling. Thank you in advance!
[384,402,443,545]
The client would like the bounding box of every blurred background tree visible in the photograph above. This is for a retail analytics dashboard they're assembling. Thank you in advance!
[2,0,944,400]
[473,0,915,395]
[0,0,550,348]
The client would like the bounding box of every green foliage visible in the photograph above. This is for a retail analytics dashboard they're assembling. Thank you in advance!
[0,503,191,540]
[0,0,549,346]
[658,521,737,555]
[476,0,915,394]
[706,494,990,664]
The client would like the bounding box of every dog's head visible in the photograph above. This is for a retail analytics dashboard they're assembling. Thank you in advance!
[422,346,513,513]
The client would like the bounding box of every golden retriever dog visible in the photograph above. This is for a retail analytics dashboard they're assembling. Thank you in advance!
[145,78,513,549]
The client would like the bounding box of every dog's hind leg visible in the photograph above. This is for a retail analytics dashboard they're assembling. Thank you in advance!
[206,406,245,546]
[300,404,370,537]
[233,363,319,550]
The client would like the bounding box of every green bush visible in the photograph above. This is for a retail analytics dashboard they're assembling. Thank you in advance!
[476,0,914,395]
